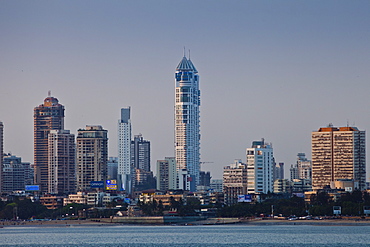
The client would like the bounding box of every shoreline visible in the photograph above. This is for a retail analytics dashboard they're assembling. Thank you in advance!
[240,218,370,226]
[2,218,370,228]
[0,219,114,228]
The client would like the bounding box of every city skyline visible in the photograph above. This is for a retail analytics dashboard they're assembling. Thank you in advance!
[1,1,370,179]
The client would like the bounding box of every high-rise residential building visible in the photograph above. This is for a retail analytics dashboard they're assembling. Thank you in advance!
[0,122,3,193]
[2,154,32,193]
[290,163,299,181]
[76,125,108,191]
[131,134,151,191]
[223,159,248,205]
[274,162,284,180]
[118,107,132,193]
[246,139,275,194]
[34,95,65,193]
[290,154,310,181]
[48,130,76,195]
[174,55,200,191]
[156,157,177,191]
[131,134,150,172]
[311,125,366,190]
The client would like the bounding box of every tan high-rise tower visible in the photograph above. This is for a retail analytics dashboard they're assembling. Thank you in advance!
[76,125,108,191]
[48,130,76,194]
[34,95,65,193]
[311,125,366,190]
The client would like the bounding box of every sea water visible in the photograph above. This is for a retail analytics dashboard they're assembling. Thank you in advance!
[1,224,369,246]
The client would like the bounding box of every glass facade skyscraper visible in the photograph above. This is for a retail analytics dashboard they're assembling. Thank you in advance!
[174,55,200,191]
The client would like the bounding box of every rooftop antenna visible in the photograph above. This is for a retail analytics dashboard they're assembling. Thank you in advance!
[188,49,191,59]
[48,90,51,97]
[346,119,349,127]
[183,46,186,57]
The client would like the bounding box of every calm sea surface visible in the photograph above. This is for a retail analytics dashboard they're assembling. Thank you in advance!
[1,224,370,246]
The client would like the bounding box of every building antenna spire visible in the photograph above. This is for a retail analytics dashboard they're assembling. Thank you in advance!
[48,90,51,97]
[188,49,191,59]
[183,46,186,57]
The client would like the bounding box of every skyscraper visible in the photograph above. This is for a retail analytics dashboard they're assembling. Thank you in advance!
[34,95,64,193]
[246,139,275,194]
[76,125,108,191]
[131,134,150,172]
[174,55,200,191]
[48,130,76,194]
[311,125,366,190]
[118,107,132,193]
[0,122,3,193]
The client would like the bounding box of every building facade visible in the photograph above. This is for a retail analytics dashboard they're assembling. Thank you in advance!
[76,125,108,191]
[131,134,150,172]
[210,179,223,193]
[246,139,274,194]
[223,160,248,205]
[48,130,76,194]
[274,162,284,180]
[311,125,366,190]
[2,154,26,192]
[156,157,177,191]
[107,157,118,180]
[131,134,152,190]
[174,55,200,191]
[34,95,65,193]
[118,107,132,194]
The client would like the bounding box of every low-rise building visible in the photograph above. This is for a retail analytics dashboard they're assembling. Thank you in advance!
[40,195,65,209]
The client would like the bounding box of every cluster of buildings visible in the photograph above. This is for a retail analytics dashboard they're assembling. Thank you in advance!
[0,55,367,211]
[0,55,206,209]
[222,125,367,205]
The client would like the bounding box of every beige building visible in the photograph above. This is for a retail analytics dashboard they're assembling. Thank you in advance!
[311,125,366,190]
[34,95,65,193]
[156,157,177,191]
[48,130,76,195]
[76,125,108,191]
[64,191,87,205]
[223,159,248,205]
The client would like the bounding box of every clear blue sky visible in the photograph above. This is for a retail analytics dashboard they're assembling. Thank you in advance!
[1,1,370,179]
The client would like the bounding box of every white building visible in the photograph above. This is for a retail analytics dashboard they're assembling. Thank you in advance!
[118,107,132,194]
[246,139,274,194]
[174,55,201,192]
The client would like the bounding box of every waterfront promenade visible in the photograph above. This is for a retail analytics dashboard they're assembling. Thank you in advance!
[2,217,370,227]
